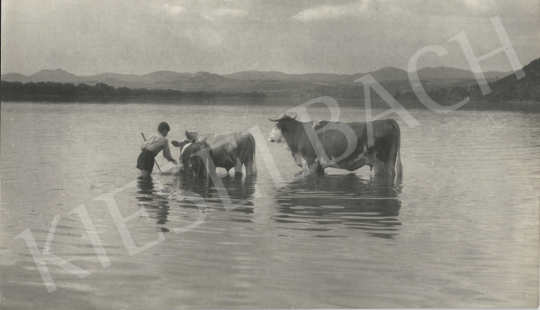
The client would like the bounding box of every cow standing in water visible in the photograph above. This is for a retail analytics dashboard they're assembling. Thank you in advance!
[171,139,210,177]
[268,114,402,177]
[172,131,257,177]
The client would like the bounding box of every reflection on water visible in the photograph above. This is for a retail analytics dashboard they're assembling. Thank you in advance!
[2,102,539,309]
[275,174,402,239]
[136,177,172,232]
[136,170,403,240]
[136,171,259,232]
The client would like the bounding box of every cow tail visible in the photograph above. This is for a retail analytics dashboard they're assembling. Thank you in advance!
[203,149,210,177]
[393,120,402,177]
[248,133,257,175]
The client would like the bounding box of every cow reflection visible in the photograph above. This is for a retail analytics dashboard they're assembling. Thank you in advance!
[136,173,258,233]
[174,172,257,214]
[274,174,402,239]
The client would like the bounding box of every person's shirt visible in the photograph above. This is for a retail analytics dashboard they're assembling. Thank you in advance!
[141,133,174,161]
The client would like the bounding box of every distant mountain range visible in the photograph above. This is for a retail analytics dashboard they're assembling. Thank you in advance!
[394,58,540,103]
[2,67,510,96]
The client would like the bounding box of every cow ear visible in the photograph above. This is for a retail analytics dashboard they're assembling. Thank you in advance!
[269,113,286,122]
[171,140,180,147]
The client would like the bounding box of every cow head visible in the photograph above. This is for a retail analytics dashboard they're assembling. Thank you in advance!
[188,141,211,178]
[268,113,296,143]
[171,139,193,152]
[171,139,196,170]
[185,130,199,142]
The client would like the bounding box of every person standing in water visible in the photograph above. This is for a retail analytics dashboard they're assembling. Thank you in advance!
[137,122,177,177]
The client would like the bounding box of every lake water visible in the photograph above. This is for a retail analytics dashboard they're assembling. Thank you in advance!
[1,100,539,309]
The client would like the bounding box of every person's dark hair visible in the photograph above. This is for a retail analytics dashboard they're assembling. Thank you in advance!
[158,122,170,133]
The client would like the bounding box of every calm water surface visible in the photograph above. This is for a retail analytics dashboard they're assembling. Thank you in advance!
[1,100,539,309]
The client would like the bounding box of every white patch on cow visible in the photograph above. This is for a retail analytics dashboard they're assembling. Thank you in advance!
[293,152,304,167]
[268,126,283,143]
[301,158,310,176]
[354,146,370,163]
[360,148,386,175]
[234,158,243,174]
[180,143,192,156]
[319,155,339,169]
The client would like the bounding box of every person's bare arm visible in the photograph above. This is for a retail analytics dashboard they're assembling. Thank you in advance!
[162,139,176,163]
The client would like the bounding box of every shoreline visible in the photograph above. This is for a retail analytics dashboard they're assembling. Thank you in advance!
[2,97,539,113]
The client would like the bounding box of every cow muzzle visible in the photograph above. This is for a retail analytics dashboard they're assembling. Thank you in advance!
[268,127,282,143]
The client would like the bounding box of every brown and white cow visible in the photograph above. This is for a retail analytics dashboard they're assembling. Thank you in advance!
[173,131,257,176]
[171,139,210,177]
[268,114,402,177]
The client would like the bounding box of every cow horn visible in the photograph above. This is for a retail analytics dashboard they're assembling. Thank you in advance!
[269,113,295,122]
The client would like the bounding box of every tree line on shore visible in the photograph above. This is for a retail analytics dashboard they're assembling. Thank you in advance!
[0,81,266,101]
[2,58,538,103]
[393,79,540,103]
[395,58,540,103]
[312,58,539,103]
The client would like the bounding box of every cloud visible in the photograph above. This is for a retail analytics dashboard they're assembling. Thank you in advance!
[213,8,248,18]
[202,8,249,21]
[290,0,411,22]
[291,2,369,21]
[461,0,496,15]
[1,0,537,75]
[156,1,250,21]
[291,0,538,22]
[160,3,186,16]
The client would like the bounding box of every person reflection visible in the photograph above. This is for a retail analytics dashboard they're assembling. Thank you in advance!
[274,173,402,239]
[136,176,172,232]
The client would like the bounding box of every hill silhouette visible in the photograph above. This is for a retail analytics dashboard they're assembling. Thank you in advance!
[2,66,509,97]
[394,58,540,103]
[3,62,538,102]
[483,58,540,102]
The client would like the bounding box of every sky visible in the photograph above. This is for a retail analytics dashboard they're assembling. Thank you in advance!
[1,0,539,76]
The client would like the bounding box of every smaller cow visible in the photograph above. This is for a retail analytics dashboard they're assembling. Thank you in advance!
[184,131,257,176]
[171,139,210,177]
